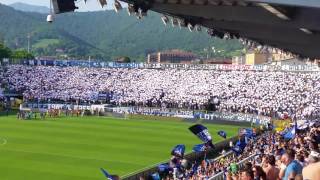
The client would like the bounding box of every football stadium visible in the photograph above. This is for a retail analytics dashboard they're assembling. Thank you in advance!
[1,0,320,180]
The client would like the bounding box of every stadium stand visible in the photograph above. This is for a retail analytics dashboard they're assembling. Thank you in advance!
[149,121,320,180]
[4,65,320,120]
[1,63,319,180]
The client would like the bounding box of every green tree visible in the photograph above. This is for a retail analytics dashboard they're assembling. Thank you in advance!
[11,50,34,60]
[116,56,131,63]
[123,56,131,63]
[0,43,11,59]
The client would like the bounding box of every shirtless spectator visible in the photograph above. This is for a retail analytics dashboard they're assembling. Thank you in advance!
[263,155,280,180]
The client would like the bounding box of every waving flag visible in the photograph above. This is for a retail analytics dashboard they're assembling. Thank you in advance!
[237,137,247,150]
[284,121,297,140]
[232,137,247,156]
[151,173,160,180]
[171,144,185,157]
[192,144,207,152]
[189,124,212,143]
[158,163,171,172]
[231,145,242,156]
[239,128,254,138]
[284,127,296,140]
[218,130,227,139]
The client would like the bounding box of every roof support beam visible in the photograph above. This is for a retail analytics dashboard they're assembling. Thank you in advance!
[150,2,320,31]
[244,0,320,8]
[200,19,320,45]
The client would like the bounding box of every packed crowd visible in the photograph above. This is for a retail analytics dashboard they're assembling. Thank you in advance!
[155,122,320,180]
[3,65,320,119]
[0,68,5,104]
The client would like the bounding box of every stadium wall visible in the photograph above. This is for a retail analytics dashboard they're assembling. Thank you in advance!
[183,118,253,127]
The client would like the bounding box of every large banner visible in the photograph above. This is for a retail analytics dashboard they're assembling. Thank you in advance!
[113,107,270,125]
[23,60,320,72]
[195,112,271,126]
[21,103,103,111]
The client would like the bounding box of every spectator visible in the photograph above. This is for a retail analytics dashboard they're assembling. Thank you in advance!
[253,165,266,180]
[302,162,320,180]
[281,149,303,180]
[240,168,254,180]
[262,155,279,180]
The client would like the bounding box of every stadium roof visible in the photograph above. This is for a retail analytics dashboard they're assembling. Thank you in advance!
[53,0,320,59]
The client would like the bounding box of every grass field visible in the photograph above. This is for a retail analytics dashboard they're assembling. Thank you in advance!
[0,114,243,180]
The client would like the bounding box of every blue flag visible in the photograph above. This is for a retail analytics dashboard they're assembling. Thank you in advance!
[284,127,295,140]
[187,163,199,177]
[151,173,160,180]
[280,127,289,136]
[231,145,242,156]
[238,138,247,150]
[218,130,227,139]
[171,144,185,157]
[284,122,297,140]
[189,124,212,143]
[100,168,114,180]
[240,128,254,138]
[192,144,207,152]
[158,164,169,172]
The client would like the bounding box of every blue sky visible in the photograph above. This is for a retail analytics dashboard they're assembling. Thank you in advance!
[0,0,121,11]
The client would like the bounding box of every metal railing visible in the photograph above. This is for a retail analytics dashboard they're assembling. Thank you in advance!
[122,136,239,180]
[208,153,257,180]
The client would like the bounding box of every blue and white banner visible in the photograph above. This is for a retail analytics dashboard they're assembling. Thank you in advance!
[158,164,171,172]
[171,144,185,157]
[239,128,254,138]
[196,112,271,126]
[192,144,206,152]
[231,146,242,156]
[23,59,320,72]
[217,130,227,139]
[284,121,297,140]
[189,124,212,143]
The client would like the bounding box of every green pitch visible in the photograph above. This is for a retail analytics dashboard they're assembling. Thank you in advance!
[0,114,242,180]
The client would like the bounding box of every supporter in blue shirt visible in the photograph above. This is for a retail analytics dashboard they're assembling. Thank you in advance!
[281,149,303,180]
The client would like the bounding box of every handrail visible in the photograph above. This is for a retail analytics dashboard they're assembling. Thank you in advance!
[122,137,239,180]
[208,153,257,180]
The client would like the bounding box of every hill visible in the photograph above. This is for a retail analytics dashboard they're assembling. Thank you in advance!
[9,2,50,14]
[0,3,243,61]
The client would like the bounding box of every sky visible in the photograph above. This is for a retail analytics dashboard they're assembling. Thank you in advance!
[0,0,120,12]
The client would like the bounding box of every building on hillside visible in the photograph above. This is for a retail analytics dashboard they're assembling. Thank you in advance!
[147,49,197,63]
[232,56,246,65]
[268,58,312,66]
[245,52,269,65]
[272,52,294,61]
